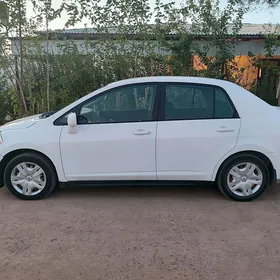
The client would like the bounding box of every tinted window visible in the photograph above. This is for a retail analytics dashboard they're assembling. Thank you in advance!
[165,84,214,120]
[215,88,234,118]
[79,84,156,124]
[164,84,235,120]
[54,112,72,126]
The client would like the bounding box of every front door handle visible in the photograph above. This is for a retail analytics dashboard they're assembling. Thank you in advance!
[217,126,234,132]
[133,129,152,136]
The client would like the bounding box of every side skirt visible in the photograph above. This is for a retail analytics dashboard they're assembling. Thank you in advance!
[59,180,215,188]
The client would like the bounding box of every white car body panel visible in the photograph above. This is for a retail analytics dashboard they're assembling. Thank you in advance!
[0,121,67,182]
[156,119,241,180]
[0,114,40,131]
[60,122,157,181]
[1,76,280,185]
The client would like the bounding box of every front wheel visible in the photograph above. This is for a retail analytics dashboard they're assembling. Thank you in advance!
[4,153,57,200]
[217,154,269,201]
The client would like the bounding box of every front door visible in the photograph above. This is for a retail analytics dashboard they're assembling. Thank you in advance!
[156,82,241,181]
[59,83,159,181]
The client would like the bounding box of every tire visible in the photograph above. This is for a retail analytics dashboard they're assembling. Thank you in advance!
[216,153,269,202]
[4,153,57,200]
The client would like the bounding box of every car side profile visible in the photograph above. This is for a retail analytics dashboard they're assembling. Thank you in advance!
[0,76,280,201]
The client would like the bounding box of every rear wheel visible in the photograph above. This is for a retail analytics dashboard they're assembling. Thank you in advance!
[4,153,57,200]
[217,154,269,201]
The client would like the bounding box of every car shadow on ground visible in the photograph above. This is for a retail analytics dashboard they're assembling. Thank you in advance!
[46,183,280,202]
[0,183,279,202]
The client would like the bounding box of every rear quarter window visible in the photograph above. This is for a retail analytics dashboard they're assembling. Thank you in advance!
[215,88,235,118]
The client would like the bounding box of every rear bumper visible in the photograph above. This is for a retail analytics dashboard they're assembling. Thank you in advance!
[267,152,280,182]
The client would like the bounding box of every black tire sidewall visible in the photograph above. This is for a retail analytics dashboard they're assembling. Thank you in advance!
[4,153,57,200]
[217,155,269,201]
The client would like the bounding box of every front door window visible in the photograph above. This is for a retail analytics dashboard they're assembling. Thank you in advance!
[79,84,157,124]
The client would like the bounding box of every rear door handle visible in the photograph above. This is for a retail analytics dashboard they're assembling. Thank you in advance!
[133,129,152,136]
[216,126,234,132]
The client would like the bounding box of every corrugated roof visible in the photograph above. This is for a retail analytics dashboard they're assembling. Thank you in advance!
[51,23,280,36]
[237,24,279,35]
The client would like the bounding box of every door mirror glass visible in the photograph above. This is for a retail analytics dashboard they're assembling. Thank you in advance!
[67,112,77,134]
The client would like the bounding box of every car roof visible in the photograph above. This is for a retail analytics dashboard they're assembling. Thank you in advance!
[105,76,233,88]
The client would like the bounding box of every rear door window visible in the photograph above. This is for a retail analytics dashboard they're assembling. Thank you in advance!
[164,83,236,120]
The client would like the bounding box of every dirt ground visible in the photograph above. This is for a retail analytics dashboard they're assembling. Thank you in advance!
[1,184,280,280]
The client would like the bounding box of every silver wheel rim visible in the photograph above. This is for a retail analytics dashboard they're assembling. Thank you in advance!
[10,162,47,196]
[227,162,263,197]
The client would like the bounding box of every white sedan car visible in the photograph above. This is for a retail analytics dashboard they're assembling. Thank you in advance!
[0,76,280,201]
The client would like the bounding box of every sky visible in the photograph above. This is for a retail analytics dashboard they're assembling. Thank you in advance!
[26,0,280,30]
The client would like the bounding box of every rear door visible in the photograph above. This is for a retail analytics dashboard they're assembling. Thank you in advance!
[156,82,241,181]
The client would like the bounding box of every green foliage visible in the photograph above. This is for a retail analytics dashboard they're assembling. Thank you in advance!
[255,63,279,105]
[234,0,280,7]
[263,24,280,57]
[19,40,171,115]
[154,0,247,78]
[0,0,279,120]
[0,77,14,124]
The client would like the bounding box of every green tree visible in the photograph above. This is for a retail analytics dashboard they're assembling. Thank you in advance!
[0,75,13,124]
[153,0,246,79]
[0,0,30,116]
[234,0,280,7]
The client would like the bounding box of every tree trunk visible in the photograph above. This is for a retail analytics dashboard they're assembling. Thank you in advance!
[18,0,27,115]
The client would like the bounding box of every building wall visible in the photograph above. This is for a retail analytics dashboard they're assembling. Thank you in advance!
[193,55,258,89]
[10,40,170,56]
[232,55,258,90]
[10,39,280,57]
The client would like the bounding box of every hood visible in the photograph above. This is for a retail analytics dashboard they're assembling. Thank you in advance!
[0,114,40,131]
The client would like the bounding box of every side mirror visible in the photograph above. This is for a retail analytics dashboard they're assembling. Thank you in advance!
[67,112,77,134]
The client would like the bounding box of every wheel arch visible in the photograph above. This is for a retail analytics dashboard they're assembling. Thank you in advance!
[214,150,276,184]
[0,149,58,188]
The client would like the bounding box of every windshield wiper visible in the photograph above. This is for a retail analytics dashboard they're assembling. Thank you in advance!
[39,111,56,119]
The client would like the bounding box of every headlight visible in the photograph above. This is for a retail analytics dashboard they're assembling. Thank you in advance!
[0,132,3,144]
